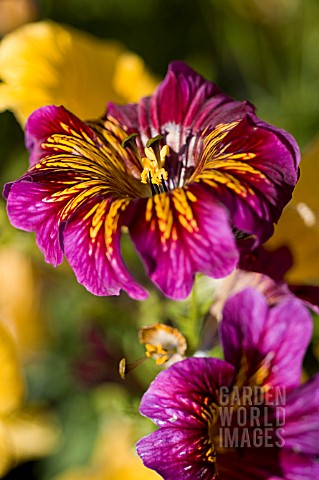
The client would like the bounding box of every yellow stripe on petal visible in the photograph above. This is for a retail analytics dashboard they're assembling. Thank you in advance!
[90,201,108,243]
[144,188,199,249]
[172,189,198,233]
[31,118,147,201]
[105,199,130,254]
[191,122,269,198]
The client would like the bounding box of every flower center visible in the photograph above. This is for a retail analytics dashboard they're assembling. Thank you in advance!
[202,399,235,474]
[122,134,169,196]
[140,143,169,194]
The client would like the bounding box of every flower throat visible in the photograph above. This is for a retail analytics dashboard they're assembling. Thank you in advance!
[122,134,169,196]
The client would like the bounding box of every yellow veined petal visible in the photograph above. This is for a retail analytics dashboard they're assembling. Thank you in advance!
[0,321,24,417]
[0,21,157,126]
[266,136,319,284]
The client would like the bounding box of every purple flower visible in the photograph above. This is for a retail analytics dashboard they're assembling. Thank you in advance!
[3,62,300,300]
[137,288,319,479]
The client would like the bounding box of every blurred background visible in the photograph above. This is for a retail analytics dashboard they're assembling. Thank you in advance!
[0,0,318,479]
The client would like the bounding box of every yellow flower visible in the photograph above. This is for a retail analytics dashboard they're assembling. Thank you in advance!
[0,321,58,476]
[0,244,48,359]
[0,0,37,36]
[0,21,158,126]
[54,417,160,480]
[266,136,319,284]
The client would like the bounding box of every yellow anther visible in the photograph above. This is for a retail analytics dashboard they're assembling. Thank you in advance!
[157,168,168,182]
[144,147,157,162]
[144,144,169,167]
[141,165,150,184]
[159,145,169,166]
[140,144,169,188]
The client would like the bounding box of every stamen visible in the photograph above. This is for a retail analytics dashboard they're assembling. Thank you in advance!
[148,172,157,196]
[121,132,139,156]
[119,357,147,379]
[122,133,170,195]
[140,142,169,193]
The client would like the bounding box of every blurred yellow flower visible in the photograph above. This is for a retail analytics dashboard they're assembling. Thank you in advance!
[0,21,158,126]
[54,417,160,480]
[266,136,319,284]
[0,0,38,36]
[0,322,24,417]
[0,321,58,476]
[0,244,48,359]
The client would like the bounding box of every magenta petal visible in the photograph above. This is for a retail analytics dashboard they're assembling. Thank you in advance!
[149,62,255,134]
[252,117,301,175]
[139,357,234,428]
[106,102,139,135]
[129,185,239,299]
[108,61,255,153]
[220,288,312,389]
[192,97,255,133]
[221,288,269,365]
[5,180,64,266]
[63,198,148,300]
[138,357,234,480]
[257,299,312,388]
[280,449,319,479]
[138,430,284,480]
[107,97,154,147]
[149,61,220,129]
[202,114,300,243]
[137,428,214,480]
[283,375,319,456]
[25,105,97,166]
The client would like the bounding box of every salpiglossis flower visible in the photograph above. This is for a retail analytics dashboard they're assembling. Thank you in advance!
[137,288,319,479]
[4,62,300,300]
